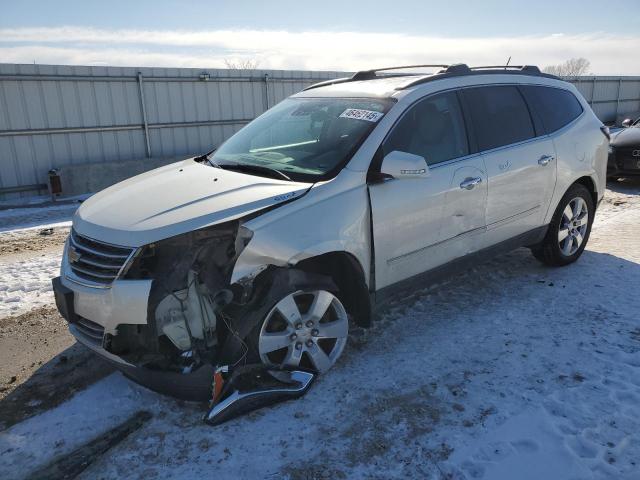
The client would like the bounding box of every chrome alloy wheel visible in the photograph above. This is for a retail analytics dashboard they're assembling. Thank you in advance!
[258,290,348,373]
[558,197,589,256]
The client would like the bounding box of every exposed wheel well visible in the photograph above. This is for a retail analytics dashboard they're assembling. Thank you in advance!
[295,252,372,328]
[574,176,598,208]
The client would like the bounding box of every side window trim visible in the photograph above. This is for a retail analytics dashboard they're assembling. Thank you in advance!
[455,89,479,155]
[516,85,545,137]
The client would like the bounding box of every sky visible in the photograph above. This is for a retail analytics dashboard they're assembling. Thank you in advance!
[1,0,639,74]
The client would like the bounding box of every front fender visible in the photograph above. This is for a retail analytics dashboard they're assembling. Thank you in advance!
[231,180,371,287]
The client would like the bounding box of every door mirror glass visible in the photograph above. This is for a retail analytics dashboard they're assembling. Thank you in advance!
[380,150,429,179]
[622,118,633,128]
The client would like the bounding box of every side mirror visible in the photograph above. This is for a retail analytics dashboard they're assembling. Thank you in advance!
[380,151,429,180]
[622,118,633,128]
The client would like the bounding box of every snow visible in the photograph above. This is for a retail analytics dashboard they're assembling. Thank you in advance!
[0,375,159,477]
[0,202,78,233]
[0,187,639,479]
[0,200,78,316]
[0,252,61,317]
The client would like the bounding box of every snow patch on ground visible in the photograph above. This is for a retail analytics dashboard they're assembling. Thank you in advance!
[0,202,78,233]
[0,375,160,479]
[0,252,61,317]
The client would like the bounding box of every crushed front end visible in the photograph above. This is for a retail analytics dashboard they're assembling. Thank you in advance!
[52,221,253,401]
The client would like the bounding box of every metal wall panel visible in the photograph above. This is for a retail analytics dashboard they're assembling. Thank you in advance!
[570,76,640,123]
[1,63,639,201]
[0,63,346,199]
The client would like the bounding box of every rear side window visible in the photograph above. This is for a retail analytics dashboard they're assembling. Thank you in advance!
[383,91,469,166]
[521,85,583,134]
[463,86,535,151]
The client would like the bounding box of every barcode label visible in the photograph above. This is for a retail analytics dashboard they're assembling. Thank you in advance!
[339,108,384,122]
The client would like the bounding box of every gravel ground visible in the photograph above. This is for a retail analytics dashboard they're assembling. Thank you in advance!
[0,306,113,430]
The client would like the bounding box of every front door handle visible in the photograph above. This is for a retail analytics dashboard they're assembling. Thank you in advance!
[460,177,482,190]
[538,155,555,166]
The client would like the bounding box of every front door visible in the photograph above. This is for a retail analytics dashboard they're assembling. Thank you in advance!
[368,91,488,290]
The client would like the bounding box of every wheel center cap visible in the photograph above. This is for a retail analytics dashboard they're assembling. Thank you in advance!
[296,326,312,341]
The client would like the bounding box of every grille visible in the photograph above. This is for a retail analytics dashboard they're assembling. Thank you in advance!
[74,317,105,346]
[617,148,640,164]
[68,230,136,286]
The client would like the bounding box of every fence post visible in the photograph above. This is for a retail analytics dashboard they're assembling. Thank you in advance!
[615,78,622,119]
[137,72,152,158]
[263,73,270,112]
[590,76,596,106]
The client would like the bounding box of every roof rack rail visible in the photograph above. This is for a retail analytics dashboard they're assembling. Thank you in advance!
[303,64,470,91]
[351,64,451,80]
[303,63,556,92]
[400,64,557,89]
[469,65,542,73]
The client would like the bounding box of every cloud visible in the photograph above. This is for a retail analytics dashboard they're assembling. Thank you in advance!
[0,27,638,74]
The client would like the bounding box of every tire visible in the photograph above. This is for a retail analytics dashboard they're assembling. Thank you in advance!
[222,270,349,374]
[531,183,595,267]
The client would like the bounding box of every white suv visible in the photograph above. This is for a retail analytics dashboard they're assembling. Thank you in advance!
[53,64,608,400]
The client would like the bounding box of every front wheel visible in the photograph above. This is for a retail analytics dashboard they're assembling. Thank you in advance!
[531,183,595,266]
[252,288,349,373]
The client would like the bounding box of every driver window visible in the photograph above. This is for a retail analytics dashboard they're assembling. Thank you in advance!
[383,91,469,165]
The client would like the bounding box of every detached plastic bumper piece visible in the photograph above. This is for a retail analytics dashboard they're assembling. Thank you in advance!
[204,365,315,425]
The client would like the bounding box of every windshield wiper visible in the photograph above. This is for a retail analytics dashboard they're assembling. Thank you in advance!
[219,163,292,181]
[194,148,221,168]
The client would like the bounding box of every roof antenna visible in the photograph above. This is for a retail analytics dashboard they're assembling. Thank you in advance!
[505,56,512,69]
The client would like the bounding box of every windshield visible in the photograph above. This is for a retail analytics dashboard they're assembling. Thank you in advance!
[209,97,393,182]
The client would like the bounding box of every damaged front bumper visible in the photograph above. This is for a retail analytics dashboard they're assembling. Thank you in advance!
[53,276,216,400]
[53,220,254,401]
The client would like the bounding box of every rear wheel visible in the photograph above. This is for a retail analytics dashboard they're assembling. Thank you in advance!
[531,183,594,266]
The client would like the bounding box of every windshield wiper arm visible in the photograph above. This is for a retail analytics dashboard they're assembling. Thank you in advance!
[194,148,221,168]
[219,163,292,181]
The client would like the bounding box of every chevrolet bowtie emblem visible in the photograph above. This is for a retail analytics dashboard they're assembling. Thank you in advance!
[68,245,81,263]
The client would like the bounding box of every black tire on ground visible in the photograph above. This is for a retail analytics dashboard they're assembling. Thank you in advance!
[531,183,595,267]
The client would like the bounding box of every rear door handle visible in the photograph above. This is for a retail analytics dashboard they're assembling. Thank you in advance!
[538,155,555,166]
[460,177,482,190]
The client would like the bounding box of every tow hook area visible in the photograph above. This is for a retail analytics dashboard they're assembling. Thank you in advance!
[204,364,315,425]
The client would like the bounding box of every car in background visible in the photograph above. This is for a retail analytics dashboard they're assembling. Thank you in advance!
[608,116,640,179]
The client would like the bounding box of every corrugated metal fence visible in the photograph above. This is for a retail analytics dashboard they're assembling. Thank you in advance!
[571,76,640,124]
[1,63,639,201]
[0,63,345,200]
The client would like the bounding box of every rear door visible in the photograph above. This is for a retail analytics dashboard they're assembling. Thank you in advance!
[461,85,557,242]
[368,91,488,290]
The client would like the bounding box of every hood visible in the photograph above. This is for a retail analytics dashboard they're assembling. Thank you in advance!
[73,158,311,247]
[611,127,640,148]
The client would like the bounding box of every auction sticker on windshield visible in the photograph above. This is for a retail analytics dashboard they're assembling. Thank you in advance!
[339,108,384,122]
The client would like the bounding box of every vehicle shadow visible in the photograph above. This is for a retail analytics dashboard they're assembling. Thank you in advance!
[606,176,640,194]
[368,244,639,346]
[0,342,113,431]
